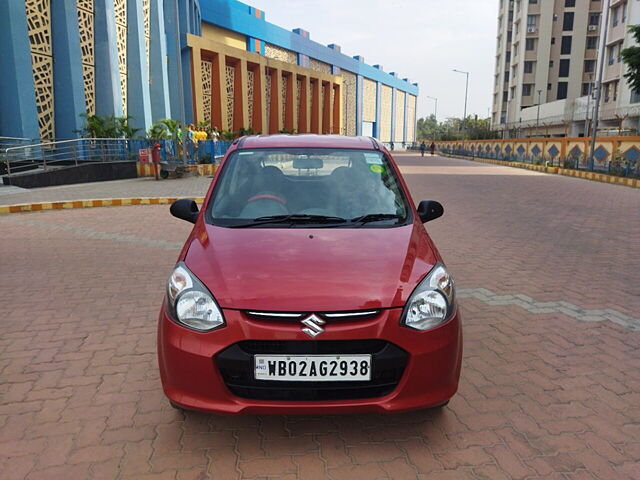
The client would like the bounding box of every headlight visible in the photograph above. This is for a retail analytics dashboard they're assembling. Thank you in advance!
[166,262,225,331]
[401,263,455,331]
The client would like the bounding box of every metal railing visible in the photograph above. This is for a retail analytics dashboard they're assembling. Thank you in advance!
[3,138,132,176]
[0,136,33,151]
[3,138,232,177]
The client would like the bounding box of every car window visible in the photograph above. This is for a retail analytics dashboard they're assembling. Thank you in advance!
[208,148,410,227]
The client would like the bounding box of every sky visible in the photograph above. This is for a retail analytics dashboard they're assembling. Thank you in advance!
[245,0,498,122]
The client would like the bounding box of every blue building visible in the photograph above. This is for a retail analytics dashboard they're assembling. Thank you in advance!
[0,0,418,143]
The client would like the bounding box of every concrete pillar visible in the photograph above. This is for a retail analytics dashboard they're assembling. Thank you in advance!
[355,75,364,136]
[236,60,249,131]
[126,0,152,132]
[286,72,297,132]
[253,64,266,133]
[403,91,408,144]
[164,0,187,124]
[298,75,309,133]
[270,69,282,133]
[374,82,382,139]
[149,0,171,120]
[310,78,321,134]
[213,53,228,130]
[332,83,341,134]
[94,0,123,117]
[0,0,40,138]
[322,82,331,134]
[390,87,397,143]
[51,0,86,139]
[191,46,204,123]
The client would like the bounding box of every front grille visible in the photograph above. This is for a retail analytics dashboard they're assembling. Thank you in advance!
[215,340,408,401]
[245,310,380,322]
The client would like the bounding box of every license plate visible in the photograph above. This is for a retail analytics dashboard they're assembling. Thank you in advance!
[254,355,372,381]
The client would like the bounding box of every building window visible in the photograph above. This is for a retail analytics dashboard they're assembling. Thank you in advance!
[604,83,610,102]
[559,59,570,77]
[503,91,508,102]
[587,36,598,49]
[589,13,600,27]
[613,81,618,101]
[582,83,591,96]
[530,0,537,3]
[623,3,627,22]
[507,31,512,42]
[551,37,556,45]
[523,84,533,96]
[506,51,511,62]
[547,83,552,90]
[563,12,574,31]
[557,82,568,100]
[526,38,535,50]
[524,61,534,73]
[561,36,572,54]
[549,60,554,68]
[565,0,575,6]
[617,42,623,62]
[612,6,619,27]
[584,59,596,73]
[527,15,536,28]
[608,46,615,65]
[631,89,640,104]
[504,71,510,82]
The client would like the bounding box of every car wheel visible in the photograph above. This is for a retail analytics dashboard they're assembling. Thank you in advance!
[160,169,169,179]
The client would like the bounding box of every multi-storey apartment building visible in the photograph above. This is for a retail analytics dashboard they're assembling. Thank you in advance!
[492,0,640,137]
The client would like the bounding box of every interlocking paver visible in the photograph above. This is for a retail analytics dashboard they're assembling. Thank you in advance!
[1,153,639,479]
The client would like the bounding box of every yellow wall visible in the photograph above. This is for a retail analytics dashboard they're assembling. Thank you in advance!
[201,24,246,50]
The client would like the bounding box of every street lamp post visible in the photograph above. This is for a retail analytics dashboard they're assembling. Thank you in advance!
[536,89,542,137]
[453,69,470,138]
[425,95,438,121]
[590,0,611,171]
[584,74,593,138]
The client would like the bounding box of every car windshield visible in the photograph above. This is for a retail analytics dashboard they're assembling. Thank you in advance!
[208,148,410,228]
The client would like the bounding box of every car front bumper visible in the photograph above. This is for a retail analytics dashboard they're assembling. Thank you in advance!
[157,304,462,414]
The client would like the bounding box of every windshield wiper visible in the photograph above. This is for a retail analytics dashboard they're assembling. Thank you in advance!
[350,213,404,224]
[230,214,348,228]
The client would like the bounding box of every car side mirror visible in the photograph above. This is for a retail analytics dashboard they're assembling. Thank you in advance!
[417,200,444,223]
[170,199,199,224]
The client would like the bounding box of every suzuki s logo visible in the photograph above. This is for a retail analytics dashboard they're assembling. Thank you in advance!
[301,314,326,338]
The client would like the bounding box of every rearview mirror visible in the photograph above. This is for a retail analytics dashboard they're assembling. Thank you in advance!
[417,200,444,223]
[170,199,199,224]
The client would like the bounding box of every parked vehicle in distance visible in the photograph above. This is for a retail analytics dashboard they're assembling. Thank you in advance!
[158,134,462,414]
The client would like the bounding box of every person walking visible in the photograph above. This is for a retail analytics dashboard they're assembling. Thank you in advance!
[420,141,426,157]
[429,141,436,156]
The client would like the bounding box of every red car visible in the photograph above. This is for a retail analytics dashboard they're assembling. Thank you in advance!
[158,135,462,414]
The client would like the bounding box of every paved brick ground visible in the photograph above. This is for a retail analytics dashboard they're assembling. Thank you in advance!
[0,154,639,479]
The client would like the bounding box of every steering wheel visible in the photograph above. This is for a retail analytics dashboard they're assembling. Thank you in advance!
[246,193,287,206]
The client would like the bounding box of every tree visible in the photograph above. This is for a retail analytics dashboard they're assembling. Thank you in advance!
[415,115,498,141]
[621,25,640,93]
[78,114,140,138]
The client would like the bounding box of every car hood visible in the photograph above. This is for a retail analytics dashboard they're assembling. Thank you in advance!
[184,222,439,312]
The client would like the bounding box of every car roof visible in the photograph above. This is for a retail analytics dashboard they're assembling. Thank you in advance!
[238,134,379,150]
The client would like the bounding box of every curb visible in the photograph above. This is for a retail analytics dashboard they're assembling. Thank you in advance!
[136,163,217,177]
[443,154,640,189]
[0,197,205,215]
